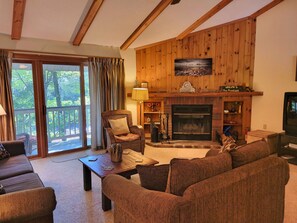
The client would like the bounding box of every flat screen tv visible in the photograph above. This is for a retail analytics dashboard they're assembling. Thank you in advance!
[283,92,297,137]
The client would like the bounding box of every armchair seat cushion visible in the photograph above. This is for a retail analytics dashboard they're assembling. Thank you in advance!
[0,154,33,180]
[0,173,43,193]
[115,133,140,142]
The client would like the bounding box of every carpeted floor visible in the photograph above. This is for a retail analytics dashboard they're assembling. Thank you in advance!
[31,145,297,223]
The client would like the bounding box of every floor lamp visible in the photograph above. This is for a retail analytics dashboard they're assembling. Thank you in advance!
[0,104,6,140]
[0,104,6,116]
[132,88,149,126]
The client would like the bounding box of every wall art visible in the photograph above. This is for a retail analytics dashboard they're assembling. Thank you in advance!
[174,58,212,76]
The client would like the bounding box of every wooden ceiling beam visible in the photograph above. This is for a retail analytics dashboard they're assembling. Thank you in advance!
[120,0,172,50]
[73,0,104,46]
[176,0,233,40]
[11,0,26,40]
[249,0,284,19]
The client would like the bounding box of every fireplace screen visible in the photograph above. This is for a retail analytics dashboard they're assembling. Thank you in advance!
[172,105,212,140]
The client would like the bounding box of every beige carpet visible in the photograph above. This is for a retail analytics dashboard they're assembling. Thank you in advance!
[31,146,297,223]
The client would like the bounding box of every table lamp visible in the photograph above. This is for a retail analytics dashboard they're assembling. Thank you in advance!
[132,88,149,125]
[0,104,6,116]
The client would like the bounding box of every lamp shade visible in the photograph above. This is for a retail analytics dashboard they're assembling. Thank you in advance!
[0,104,6,116]
[132,88,149,102]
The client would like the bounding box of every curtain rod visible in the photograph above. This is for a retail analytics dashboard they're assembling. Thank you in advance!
[1,48,123,60]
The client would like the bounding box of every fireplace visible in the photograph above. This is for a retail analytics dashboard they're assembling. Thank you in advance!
[172,105,212,140]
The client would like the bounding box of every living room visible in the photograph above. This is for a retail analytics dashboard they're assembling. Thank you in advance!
[0,0,297,222]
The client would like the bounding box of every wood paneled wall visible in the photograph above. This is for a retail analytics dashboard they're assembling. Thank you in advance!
[136,18,256,93]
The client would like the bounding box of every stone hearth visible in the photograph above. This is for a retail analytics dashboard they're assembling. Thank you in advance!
[146,140,221,149]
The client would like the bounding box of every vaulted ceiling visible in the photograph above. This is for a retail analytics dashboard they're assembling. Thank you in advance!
[0,0,282,50]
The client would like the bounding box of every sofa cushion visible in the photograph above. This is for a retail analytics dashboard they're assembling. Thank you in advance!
[166,152,232,196]
[108,117,130,135]
[0,155,34,180]
[137,164,169,192]
[0,143,10,160]
[0,173,44,193]
[230,140,270,168]
[1,140,26,156]
[115,133,140,142]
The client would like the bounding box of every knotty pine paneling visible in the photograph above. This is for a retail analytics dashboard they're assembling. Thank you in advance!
[136,18,256,93]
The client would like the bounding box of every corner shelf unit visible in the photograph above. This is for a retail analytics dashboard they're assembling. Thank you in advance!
[141,99,164,139]
[222,98,248,141]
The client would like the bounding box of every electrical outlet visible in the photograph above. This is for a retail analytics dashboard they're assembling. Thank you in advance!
[263,124,267,129]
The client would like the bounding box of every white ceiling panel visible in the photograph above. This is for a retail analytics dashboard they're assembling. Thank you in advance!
[196,0,274,31]
[0,0,284,49]
[131,0,222,48]
[21,0,89,42]
[0,0,13,34]
[82,0,161,47]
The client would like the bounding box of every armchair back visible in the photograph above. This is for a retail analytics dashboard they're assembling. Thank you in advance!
[101,110,133,128]
[101,110,145,154]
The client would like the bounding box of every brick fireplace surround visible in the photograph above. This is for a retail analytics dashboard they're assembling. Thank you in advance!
[146,91,263,141]
[165,96,222,141]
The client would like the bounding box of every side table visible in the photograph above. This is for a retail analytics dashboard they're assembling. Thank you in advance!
[246,130,279,154]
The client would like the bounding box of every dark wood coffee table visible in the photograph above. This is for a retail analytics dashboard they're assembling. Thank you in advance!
[78,149,159,211]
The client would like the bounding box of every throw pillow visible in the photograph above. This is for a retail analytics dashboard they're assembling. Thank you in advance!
[137,164,169,192]
[108,117,130,135]
[0,143,10,160]
[220,134,239,152]
[166,152,232,196]
[230,139,270,168]
[0,184,6,195]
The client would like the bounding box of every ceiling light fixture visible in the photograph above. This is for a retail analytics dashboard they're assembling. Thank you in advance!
[171,0,181,5]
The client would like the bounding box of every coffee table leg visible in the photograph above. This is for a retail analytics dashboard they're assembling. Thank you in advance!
[102,192,111,211]
[83,164,92,191]
[101,179,111,211]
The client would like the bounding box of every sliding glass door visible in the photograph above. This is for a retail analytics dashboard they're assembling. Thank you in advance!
[11,55,90,157]
[11,62,38,156]
[43,64,83,153]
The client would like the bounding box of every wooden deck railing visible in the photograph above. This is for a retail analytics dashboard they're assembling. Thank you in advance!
[14,105,91,142]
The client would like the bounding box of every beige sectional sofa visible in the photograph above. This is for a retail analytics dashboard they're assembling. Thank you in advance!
[0,140,56,223]
[103,140,290,223]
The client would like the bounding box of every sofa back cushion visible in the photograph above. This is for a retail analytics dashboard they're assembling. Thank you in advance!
[230,139,270,168]
[0,155,33,180]
[137,164,169,192]
[166,152,232,196]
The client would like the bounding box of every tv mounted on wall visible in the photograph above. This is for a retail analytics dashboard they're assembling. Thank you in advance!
[283,92,297,137]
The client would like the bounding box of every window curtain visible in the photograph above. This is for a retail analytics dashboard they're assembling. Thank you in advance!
[0,50,16,141]
[89,57,126,149]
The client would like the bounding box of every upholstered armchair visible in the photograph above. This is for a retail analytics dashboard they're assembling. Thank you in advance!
[101,110,145,154]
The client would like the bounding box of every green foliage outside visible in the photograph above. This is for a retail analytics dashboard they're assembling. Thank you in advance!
[12,63,90,139]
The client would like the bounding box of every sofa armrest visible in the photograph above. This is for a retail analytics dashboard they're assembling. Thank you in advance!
[1,140,26,156]
[205,148,220,157]
[0,187,56,222]
[103,174,193,223]
[130,125,145,140]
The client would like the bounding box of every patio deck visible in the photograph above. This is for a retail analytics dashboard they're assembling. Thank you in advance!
[29,136,91,156]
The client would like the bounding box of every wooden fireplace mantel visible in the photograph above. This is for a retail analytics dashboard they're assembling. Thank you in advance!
[147,91,263,99]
